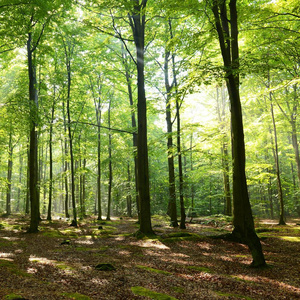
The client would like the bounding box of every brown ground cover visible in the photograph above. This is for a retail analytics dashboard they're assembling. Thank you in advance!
[0,215,299,299]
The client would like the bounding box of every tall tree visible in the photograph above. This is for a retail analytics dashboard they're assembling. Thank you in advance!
[164,19,178,228]
[210,0,266,267]
[62,36,78,227]
[128,0,153,235]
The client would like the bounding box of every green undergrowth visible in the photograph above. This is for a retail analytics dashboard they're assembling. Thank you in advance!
[131,286,178,300]
[137,265,172,275]
[0,259,32,278]
[160,232,202,242]
[187,265,212,273]
[61,292,91,300]
[171,286,184,294]
[4,293,25,299]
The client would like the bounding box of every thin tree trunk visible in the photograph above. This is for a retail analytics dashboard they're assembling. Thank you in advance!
[216,86,232,215]
[164,20,178,228]
[62,105,70,219]
[64,44,77,227]
[25,141,30,215]
[91,75,103,220]
[16,151,23,212]
[269,95,285,225]
[6,131,13,216]
[127,162,132,217]
[171,52,186,229]
[47,99,55,221]
[106,98,113,221]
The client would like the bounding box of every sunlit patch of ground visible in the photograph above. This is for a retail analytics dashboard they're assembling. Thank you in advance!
[0,215,299,299]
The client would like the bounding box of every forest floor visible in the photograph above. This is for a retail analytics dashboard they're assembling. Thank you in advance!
[0,214,299,300]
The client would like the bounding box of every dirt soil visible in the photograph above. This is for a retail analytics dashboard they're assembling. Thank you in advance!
[0,215,299,300]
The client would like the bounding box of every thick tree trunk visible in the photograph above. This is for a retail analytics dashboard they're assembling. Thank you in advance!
[130,0,153,235]
[122,45,140,222]
[212,0,265,267]
[27,32,40,233]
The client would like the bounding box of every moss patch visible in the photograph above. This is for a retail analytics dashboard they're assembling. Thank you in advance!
[61,292,91,300]
[0,259,32,278]
[42,230,63,238]
[171,286,184,293]
[279,236,300,242]
[187,266,212,273]
[4,293,25,299]
[131,286,178,300]
[161,232,201,242]
[137,265,171,275]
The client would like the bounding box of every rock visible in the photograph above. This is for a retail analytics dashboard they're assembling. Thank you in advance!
[98,226,103,230]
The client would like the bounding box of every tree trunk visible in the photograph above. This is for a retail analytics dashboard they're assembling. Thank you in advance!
[129,0,153,235]
[16,151,23,212]
[47,98,55,221]
[164,23,178,227]
[270,96,285,225]
[122,44,140,222]
[27,32,40,233]
[25,142,30,215]
[127,162,132,217]
[64,48,77,227]
[216,86,232,215]
[106,98,112,221]
[6,131,13,216]
[62,105,70,219]
[212,0,265,267]
[171,52,186,229]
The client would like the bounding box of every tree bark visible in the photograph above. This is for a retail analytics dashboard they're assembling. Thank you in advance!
[27,32,40,233]
[164,22,178,227]
[6,131,13,216]
[106,98,112,221]
[64,42,77,227]
[122,44,140,222]
[216,86,232,215]
[47,97,55,221]
[270,96,285,225]
[129,0,153,235]
[212,0,265,267]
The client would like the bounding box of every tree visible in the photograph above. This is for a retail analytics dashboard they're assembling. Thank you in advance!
[128,0,153,235]
[210,0,266,267]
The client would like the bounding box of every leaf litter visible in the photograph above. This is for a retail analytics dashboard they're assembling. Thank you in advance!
[0,215,299,299]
